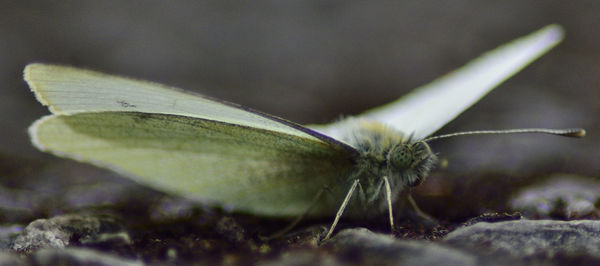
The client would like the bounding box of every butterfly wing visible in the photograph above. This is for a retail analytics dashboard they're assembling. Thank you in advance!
[312,25,564,140]
[31,112,356,217]
[25,63,345,145]
[26,64,361,217]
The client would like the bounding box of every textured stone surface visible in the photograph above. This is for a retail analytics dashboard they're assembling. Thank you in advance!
[326,228,477,266]
[32,248,143,266]
[510,175,600,219]
[0,251,26,266]
[445,220,600,263]
[11,214,130,253]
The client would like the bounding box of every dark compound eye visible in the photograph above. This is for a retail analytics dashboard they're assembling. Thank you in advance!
[389,145,413,169]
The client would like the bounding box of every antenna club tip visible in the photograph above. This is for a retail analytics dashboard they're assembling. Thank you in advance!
[569,129,586,138]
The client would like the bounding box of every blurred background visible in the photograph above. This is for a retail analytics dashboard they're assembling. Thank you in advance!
[1,1,598,222]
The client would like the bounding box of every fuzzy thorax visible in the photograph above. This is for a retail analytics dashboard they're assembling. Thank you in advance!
[341,120,437,214]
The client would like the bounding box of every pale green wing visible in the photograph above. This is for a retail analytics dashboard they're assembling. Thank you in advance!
[24,63,326,142]
[30,112,357,217]
[312,25,564,140]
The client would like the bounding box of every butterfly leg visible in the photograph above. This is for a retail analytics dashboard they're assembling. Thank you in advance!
[407,194,437,225]
[383,176,394,232]
[322,179,360,241]
[266,188,327,239]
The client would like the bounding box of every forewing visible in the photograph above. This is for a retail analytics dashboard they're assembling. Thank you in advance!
[30,112,356,217]
[25,63,329,143]
[312,25,564,140]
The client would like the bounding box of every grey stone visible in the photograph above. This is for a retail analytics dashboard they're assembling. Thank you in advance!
[258,250,342,266]
[32,247,143,266]
[325,228,477,266]
[510,174,600,219]
[444,220,600,262]
[10,214,130,253]
[0,251,26,266]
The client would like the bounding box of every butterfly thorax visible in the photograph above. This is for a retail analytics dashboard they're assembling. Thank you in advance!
[341,120,437,215]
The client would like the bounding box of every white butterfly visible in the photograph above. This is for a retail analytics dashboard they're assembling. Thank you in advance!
[26,25,582,240]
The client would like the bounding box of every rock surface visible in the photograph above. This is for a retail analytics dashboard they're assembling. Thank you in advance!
[510,174,600,219]
[10,214,131,253]
[3,210,599,265]
[325,228,477,266]
[31,248,143,266]
[445,220,600,265]
[2,168,599,265]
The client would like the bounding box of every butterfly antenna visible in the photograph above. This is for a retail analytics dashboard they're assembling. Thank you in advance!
[423,128,585,142]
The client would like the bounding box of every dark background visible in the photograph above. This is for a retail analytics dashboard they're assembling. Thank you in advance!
[1,1,598,216]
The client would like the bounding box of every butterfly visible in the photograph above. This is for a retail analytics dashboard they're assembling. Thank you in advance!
[25,25,583,240]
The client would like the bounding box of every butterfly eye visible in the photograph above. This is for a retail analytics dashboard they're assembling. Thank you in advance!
[386,141,436,187]
[388,144,414,170]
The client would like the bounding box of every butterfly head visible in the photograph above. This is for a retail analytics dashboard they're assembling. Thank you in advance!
[345,120,437,188]
[387,140,436,187]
